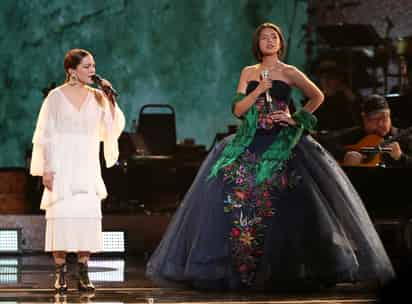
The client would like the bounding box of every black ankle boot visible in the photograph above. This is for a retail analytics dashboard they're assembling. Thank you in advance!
[54,263,68,293]
[78,262,95,292]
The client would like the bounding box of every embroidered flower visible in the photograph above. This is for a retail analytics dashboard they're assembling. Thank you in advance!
[231,228,241,238]
[224,195,232,204]
[239,264,249,273]
[222,147,300,286]
[234,190,247,201]
[235,177,244,184]
[240,232,255,246]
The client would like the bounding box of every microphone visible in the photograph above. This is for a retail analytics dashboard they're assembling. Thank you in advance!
[260,69,272,103]
[91,74,118,97]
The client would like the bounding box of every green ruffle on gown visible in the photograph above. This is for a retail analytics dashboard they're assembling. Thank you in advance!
[209,92,317,184]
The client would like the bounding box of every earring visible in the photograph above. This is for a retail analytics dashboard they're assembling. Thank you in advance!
[68,74,78,86]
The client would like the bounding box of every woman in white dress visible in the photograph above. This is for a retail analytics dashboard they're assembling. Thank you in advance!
[30,49,125,292]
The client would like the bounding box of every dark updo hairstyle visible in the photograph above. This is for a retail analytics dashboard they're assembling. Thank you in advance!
[252,22,286,62]
[63,48,103,105]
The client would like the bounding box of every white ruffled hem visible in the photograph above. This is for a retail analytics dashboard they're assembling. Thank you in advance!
[45,218,102,252]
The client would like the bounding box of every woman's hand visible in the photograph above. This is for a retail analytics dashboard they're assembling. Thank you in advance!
[43,171,54,191]
[100,79,115,99]
[101,78,116,115]
[255,78,272,96]
[101,79,112,94]
[100,78,111,88]
[271,111,296,126]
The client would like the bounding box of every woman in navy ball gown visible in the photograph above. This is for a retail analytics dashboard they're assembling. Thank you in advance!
[146,22,395,290]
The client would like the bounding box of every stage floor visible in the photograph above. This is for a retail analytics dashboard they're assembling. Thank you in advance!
[0,254,384,304]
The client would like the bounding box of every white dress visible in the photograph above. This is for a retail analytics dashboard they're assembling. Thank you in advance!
[30,87,125,252]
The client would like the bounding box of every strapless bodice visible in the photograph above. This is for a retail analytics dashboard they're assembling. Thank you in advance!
[246,80,292,130]
[246,80,292,102]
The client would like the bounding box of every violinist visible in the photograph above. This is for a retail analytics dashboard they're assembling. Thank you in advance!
[327,94,412,167]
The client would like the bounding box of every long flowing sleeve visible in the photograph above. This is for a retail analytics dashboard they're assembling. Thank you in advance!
[100,100,125,168]
[30,92,57,176]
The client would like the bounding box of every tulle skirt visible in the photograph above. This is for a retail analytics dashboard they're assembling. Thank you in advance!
[146,129,395,290]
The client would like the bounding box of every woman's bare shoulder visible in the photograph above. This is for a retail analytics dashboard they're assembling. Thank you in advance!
[242,64,259,73]
[240,64,260,82]
[282,64,300,75]
[282,64,307,83]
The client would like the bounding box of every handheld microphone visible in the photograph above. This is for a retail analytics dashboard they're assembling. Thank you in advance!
[91,74,118,97]
[260,69,272,103]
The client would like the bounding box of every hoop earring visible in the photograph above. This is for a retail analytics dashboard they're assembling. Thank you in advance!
[68,74,78,86]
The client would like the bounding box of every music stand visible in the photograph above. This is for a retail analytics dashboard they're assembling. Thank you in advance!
[317,24,382,91]
[317,24,382,47]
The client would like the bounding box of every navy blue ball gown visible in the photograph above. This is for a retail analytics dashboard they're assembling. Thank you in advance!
[146,80,395,290]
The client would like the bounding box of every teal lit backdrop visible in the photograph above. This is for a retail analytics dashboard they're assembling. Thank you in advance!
[0,0,308,167]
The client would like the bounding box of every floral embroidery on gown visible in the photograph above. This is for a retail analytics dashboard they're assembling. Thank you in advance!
[146,80,395,290]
